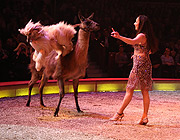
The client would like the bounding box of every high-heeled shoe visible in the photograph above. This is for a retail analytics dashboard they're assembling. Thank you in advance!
[109,112,124,121]
[139,117,148,125]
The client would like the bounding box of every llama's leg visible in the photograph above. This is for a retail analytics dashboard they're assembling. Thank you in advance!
[50,39,64,59]
[33,50,38,61]
[38,74,48,107]
[54,78,65,117]
[73,79,82,112]
[52,55,62,80]
[35,62,42,71]
[26,73,39,106]
[35,52,43,71]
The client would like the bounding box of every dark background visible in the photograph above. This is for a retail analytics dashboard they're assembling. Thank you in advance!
[0,0,180,81]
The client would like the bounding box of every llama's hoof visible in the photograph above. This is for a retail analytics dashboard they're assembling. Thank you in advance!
[26,103,30,107]
[40,104,46,108]
[78,110,83,113]
[54,108,59,117]
[54,111,58,117]
[78,109,83,113]
[26,101,30,107]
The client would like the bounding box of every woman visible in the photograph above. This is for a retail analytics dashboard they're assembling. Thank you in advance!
[110,15,158,125]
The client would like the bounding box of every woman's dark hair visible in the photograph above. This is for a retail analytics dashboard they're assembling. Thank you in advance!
[137,15,158,53]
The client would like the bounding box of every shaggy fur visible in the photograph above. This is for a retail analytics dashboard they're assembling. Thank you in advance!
[26,12,100,116]
[19,20,76,71]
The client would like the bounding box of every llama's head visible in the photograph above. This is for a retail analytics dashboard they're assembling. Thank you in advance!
[78,12,100,32]
[18,20,44,43]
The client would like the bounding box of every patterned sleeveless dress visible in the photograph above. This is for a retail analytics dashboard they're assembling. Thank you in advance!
[126,44,152,91]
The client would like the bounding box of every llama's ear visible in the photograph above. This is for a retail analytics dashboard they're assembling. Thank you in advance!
[78,11,85,22]
[88,13,94,20]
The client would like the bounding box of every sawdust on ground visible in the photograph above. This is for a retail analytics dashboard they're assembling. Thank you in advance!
[0,91,180,140]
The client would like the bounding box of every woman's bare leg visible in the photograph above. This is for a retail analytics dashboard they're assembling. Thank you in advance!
[138,88,150,125]
[141,89,150,118]
[110,88,134,120]
[117,88,134,114]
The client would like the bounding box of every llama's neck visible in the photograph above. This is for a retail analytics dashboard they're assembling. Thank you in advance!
[76,29,90,62]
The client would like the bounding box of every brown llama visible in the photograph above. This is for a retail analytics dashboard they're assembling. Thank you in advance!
[26,12,100,116]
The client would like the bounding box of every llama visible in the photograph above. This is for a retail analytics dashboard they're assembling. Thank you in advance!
[19,20,76,71]
[26,12,100,116]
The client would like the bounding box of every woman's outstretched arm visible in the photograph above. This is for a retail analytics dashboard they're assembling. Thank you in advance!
[111,28,146,45]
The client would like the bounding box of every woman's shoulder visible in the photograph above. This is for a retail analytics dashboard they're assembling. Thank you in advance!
[136,33,147,45]
[137,33,146,38]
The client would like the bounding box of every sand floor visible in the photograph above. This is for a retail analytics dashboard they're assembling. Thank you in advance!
[0,91,180,140]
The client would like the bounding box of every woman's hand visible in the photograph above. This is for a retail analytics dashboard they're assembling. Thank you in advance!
[111,28,120,39]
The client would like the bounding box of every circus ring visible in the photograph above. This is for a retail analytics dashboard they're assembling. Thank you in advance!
[1,78,180,98]
[0,78,180,140]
